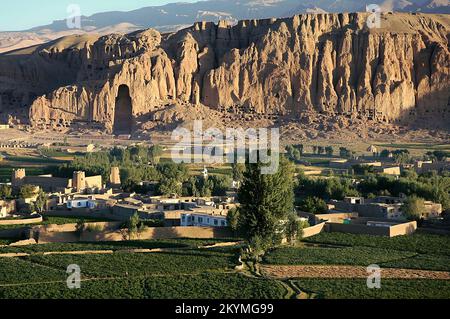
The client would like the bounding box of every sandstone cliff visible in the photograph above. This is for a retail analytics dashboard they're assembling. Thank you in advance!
[0,12,448,132]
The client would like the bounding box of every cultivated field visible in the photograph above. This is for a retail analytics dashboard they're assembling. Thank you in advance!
[0,239,286,299]
[0,233,449,299]
[292,278,450,299]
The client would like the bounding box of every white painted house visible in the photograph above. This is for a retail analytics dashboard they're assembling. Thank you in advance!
[67,199,97,209]
[181,213,228,227]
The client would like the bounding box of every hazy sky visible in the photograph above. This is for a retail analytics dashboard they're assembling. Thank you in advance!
[0,0,198,31]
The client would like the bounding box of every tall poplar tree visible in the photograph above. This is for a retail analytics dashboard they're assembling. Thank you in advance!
[238,156,295,249]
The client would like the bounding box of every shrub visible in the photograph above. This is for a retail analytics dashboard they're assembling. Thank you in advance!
[299,197,328,214]
[402,196,425,221]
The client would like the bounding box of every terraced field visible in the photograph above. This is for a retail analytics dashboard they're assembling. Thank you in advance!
[264,232,450,272]
[1,234,449,299]
[262,232,450,299]
[0,238,237,254]
[292,278,450,299]
[24,249,238,277]
[302,232,450,256]
[263,245,450,271]
[0,239,287,299]
[0,273,286,299]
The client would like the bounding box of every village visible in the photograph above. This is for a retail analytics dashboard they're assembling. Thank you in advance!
[0,142,448,245]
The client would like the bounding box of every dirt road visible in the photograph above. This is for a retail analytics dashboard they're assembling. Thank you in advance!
[261,265,450,280]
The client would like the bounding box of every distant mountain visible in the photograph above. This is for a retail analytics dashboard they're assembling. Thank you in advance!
[24,0,450,33]
[0,0,448,53]
[403,0,450,12]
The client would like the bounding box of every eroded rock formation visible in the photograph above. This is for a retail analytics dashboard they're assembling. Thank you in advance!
[0,12,448,132]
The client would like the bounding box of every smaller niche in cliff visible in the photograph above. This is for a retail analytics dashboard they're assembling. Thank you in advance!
[113,85,133,135]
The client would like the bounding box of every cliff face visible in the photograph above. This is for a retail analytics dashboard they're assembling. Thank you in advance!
[0,12,448,132]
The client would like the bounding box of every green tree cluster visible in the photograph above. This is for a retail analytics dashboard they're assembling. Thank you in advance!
[297,175,359,201]
[352,164,376,176]
[285,145,303,162]
[53,144,165,185]
[426,150,449,162]
[18,184,37,199]
[0,185,12,199]
[298,196,328,214]
[358,172,450,209]
[183,175,232,197]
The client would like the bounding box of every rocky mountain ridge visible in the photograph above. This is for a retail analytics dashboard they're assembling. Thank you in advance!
[0,12,448,134]
[1,0,449,54]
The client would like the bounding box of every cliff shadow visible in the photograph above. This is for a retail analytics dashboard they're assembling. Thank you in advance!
[397,85,450,132]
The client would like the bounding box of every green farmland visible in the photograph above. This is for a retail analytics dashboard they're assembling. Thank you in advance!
[0,273,286,299]
[293,278,450,299]
[0,238,236,254]
[0,240,286,299]
[0,234,449,299]
[264,233,450,272]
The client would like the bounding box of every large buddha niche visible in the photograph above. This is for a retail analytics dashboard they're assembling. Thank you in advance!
[113,85,133,135]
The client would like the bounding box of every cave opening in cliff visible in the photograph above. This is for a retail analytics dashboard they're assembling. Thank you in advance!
[113,85,133,135]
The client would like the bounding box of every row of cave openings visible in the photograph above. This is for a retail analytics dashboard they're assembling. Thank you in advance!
[98,83,450,135]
